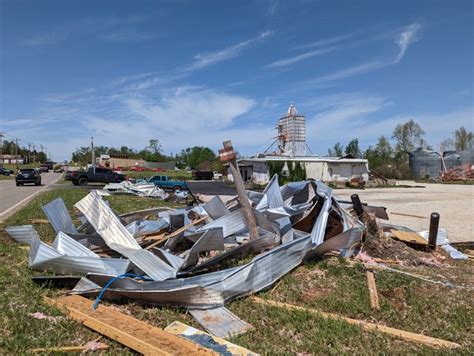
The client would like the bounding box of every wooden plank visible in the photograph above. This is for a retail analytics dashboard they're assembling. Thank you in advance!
[165,321,258,356]
[250,297,460,349]
[144,216,208,250]
[44,295,217,356]
[366,270,380,311]
[30,342,108,353]
[391,230,428,246]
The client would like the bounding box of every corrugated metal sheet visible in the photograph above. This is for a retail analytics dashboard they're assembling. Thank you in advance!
[29,232,130,275]
[42,198,78,234]
[5,225,38,244]
[189,307,253,338]
[198,209,246,238]
[202,196,230,220]
[75,191,176,281]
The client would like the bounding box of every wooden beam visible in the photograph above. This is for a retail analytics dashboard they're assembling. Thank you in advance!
[144,216,208,250]
[366,270,380,311]
[220,140,259,240]
[30,342,108,353]
[44,295,217,355]
[391,230,428,246]
[250,297,460,349]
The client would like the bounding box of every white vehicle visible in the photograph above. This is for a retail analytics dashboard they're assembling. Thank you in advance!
[213,171,223,180]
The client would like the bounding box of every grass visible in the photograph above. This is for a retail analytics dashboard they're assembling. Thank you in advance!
[1,188,473,354]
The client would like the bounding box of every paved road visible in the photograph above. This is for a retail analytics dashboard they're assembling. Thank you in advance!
[0,172,62,220]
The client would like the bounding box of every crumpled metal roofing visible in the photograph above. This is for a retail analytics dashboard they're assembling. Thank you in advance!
[71,178,365,308]
[5,225,38,244]
[29,231,130,275]
[42,197,79,235]
[75,191,176,281]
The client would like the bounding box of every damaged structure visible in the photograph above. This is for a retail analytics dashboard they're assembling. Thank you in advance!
[227,104,369,184]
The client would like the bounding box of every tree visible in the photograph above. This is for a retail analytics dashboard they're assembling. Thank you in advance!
[345,138,361,158]
[454,126,473,151]
[37,151,47,163]
[148,139,162,154]
[175,146,217,170]
[327,142,344,157]
[392,119,426,152]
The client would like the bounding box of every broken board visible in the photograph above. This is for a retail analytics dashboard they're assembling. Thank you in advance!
[165,321,258,355]
[189,307,254,338]
[391,230,428,246]
[45,295,217,355]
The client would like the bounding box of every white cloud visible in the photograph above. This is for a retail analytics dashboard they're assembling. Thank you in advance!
[188,30,273,70]
[266,46,337,68]
[394,22,422,63]
[307,22,423,84]
[295,33,354,50]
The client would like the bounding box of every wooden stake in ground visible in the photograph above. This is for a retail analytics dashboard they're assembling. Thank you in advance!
[250,297,460,349]
[44,295,217,355]
[219,140,259,240]
[366,269,380,311]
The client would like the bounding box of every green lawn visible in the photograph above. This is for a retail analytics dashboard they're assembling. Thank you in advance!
[0,188,473,354]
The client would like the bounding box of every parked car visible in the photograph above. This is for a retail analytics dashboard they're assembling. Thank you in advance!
[16,168,41,186]
[70,167,125,186]
[39,164,49,173]
[0,167,14,176]
[148,175,188,191]
[192,171,214,180]
[213,171,223,180]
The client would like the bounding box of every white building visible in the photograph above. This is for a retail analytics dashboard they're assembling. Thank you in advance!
[231,156,369,184]
[229,104,369,184]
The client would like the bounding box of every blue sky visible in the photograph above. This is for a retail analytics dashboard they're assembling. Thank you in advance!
[1,0,473,161]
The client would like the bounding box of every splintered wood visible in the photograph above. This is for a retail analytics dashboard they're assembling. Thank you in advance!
[251,297,460,349]
[44,295,217,355]
[366,270,380,311]
[391,230,428,246]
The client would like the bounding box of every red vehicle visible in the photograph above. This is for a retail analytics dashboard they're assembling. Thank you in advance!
[129,166,146,171]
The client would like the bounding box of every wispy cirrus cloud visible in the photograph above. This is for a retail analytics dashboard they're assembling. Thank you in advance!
[308,21,423,84]
[294,33,355,50]
[266,46,338,68]
[188,30,273,70]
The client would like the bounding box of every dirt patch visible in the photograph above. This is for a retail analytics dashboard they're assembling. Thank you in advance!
[299,287,332,303]
[380,286,407,310]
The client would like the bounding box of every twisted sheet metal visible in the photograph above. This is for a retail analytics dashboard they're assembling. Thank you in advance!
[42,198,79,234]
[29,231,130,275]
[5,225,38,244]
[202,196,230,220]
[75,191,176,281]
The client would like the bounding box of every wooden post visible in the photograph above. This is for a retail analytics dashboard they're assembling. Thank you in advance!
[366,269,380,311]
[350,194,364,219]
[219,140,259,240]
[428,212,440,250]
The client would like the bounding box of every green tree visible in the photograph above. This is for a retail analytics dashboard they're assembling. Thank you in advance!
[328,142,344,157]
[454,126,473,151]
[37,151,47,163]
[345,138,361,158]
[175,146,217,170]
[392,119,426,152]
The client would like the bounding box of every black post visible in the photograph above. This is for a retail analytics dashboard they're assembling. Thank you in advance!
[428,212,440,250]
[351,194,364,219]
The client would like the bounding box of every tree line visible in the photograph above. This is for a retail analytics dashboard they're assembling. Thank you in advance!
[71,139,224,171]
[1,139,48,163]
[327,120,473,179]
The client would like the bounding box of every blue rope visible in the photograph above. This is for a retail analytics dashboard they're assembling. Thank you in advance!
[92,273,150,310]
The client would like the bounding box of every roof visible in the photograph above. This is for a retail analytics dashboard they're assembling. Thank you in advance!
[238,155,368,164]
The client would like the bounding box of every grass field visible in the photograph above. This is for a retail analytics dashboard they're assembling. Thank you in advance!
[0,188,473,354]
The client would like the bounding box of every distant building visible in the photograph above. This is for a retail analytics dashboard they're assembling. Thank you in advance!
[98,154,145,169]
[0,154,25,164]
[228,104,369,184]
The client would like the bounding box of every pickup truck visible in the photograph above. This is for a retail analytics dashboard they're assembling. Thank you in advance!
[70,167,125,186]
[148,175,188,191]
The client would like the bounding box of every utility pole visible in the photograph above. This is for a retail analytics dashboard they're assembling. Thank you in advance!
[219,140,259,240]
[28,143,31,164]
[91,136,95,173]
[0,132,4,166]
[33,145,36,163]
[15,138,18,165]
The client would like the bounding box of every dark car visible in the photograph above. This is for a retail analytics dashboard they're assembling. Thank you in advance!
[71,167,125,186]
[16,168,41,186]
[0,167,14,176]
